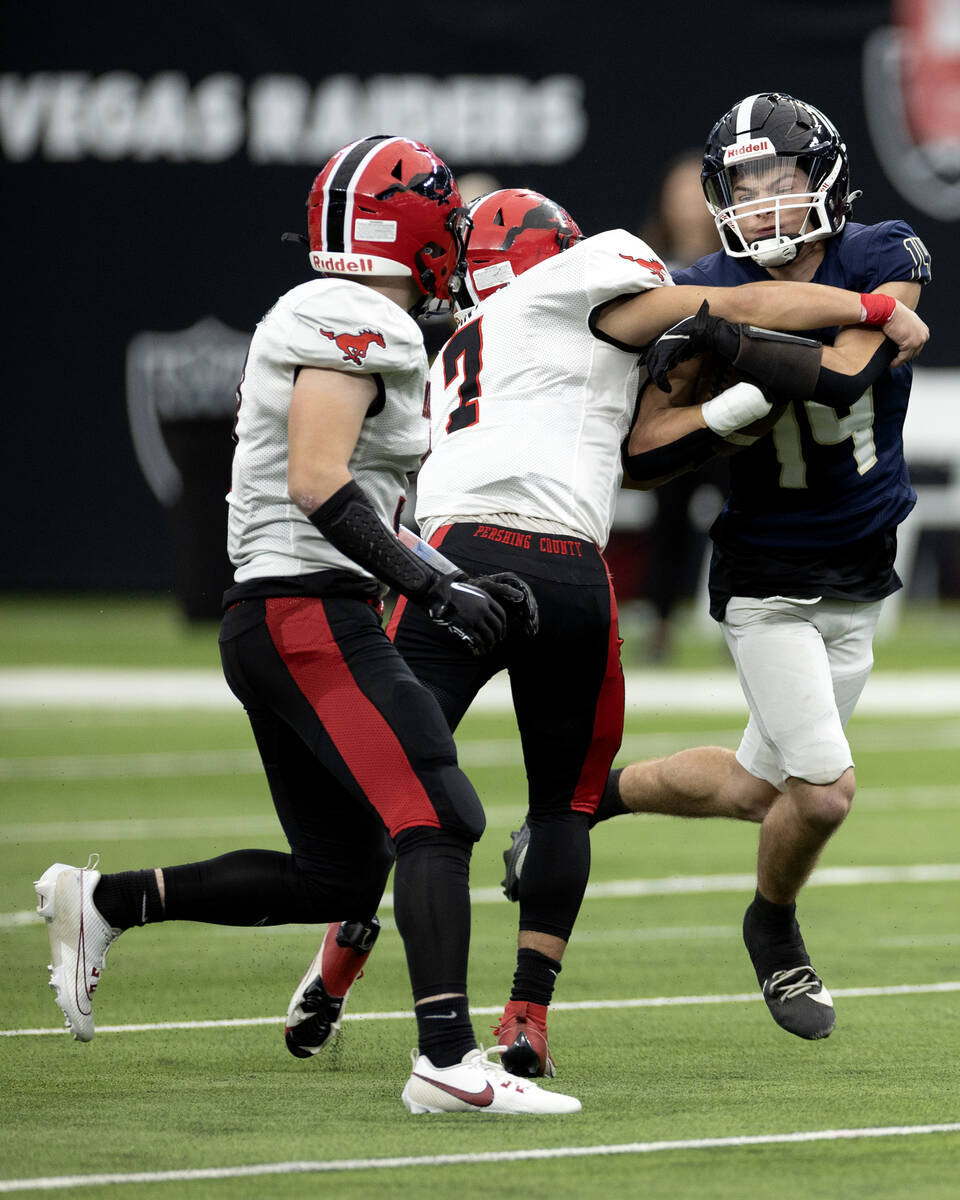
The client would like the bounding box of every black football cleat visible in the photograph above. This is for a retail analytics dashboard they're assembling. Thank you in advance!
[285,917,380,1058]
[501,822,530,902]
[743,898,835,1040]
[760,965,836,1039]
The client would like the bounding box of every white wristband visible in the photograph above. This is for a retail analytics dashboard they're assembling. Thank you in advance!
[701,382,772,437]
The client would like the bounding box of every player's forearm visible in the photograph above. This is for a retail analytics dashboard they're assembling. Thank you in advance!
[628,397,706,456]
[812,340,899,409]
[706,281,863,331]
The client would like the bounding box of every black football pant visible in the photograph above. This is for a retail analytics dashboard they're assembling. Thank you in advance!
[163,595,486,1000]
[389,523,625,943]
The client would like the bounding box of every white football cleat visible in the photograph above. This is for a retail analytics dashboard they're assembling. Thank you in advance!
[34,857,120,1041]
[401,1046,581,1114]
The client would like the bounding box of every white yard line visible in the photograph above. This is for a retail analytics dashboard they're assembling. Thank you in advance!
[4,980,960,1039]
[0,1123,957,1191]
[3,735,960,783]
[3,667,960,713]
[4,862,960,930]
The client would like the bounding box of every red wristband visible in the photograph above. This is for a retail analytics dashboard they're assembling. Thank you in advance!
[859,292,897,326]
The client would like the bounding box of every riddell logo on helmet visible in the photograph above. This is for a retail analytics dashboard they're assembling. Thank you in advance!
[724,138,774,163]
[310,252,376,273]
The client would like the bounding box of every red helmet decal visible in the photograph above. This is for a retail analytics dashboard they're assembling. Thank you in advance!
[463,188,583,303]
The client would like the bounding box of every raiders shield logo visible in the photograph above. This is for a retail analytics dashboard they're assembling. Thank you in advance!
[863,0,960,220]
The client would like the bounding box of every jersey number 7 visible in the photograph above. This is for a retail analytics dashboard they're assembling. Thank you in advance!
[442,316,483,434]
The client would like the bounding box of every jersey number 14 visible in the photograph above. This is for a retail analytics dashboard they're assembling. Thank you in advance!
[772,392,877,488]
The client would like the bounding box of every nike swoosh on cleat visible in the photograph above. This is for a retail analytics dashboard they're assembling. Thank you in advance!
[810,986,834,1007]
[412,1075,495,1107]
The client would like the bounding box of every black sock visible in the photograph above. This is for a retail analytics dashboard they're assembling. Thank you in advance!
[416,995,477,1068]
[743,889,810,984]
[588,767,629,829]
[510,947,562,1007]
[94,870,164,931]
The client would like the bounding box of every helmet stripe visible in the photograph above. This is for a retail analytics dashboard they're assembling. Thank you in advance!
[323,135,406,254]
[735,93,763,136]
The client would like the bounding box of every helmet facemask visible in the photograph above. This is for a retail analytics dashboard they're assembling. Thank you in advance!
[706,151,844,267]
[701,93,853,269]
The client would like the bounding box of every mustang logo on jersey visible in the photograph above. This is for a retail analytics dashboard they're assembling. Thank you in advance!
[619,253,667,281]
[319,326,387,365]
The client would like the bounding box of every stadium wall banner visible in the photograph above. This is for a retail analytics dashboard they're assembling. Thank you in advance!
[4,0,957,595]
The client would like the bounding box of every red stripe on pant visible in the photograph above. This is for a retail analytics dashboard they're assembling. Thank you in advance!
[571,565,625,815]
[385,524,454,642]
[265,597,441,835]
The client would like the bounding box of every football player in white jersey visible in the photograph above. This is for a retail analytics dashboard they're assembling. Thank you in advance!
[383,187,929,1079]
[34,138,580,1116]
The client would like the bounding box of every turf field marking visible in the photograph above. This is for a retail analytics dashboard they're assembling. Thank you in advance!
[4,666,960,713]
[0,1123,957,1191]
[568,862,960,900]
[3,727,960,782]
[4,980,959,1038]
[4,862,960,929]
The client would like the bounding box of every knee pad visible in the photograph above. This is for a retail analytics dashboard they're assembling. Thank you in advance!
[418,761,486,842]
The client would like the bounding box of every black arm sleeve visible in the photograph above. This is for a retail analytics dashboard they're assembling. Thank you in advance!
[308,480,446,601]
[622,427,719,484]
[809,340,898,410]
[732,326,822,401]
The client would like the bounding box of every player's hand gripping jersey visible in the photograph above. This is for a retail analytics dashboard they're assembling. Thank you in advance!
[675,220,931,549]
[416,231,672,549]
[227,278,429,584]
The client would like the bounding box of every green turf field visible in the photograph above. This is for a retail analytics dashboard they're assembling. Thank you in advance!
[1,597,959,1196]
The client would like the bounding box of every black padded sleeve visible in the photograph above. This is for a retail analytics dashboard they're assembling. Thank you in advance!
[308,480,442,600]
[733,326,822,402]
[809,340,898,410]
[622,427,719,484]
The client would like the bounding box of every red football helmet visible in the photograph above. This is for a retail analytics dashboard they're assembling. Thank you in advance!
[460,188,583,304]
[306,135,469,301]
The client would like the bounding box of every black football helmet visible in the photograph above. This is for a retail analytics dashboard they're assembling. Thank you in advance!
[701,93,855,267]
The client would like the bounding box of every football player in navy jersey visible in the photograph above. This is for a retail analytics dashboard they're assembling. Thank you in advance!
[525,93,931,1043]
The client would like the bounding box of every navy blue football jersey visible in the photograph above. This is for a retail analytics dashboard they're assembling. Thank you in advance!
[675,220,930,549]
[674,220,931,616]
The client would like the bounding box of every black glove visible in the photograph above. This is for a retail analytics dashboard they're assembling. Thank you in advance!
[473,572,539,637]
[643,300,740,392]
[424,572,507,655]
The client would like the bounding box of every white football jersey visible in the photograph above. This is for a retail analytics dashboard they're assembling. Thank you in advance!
[227,278,428,582]
[415,230,672,549]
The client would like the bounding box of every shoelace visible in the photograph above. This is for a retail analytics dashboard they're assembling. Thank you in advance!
[764,965,824,1002]
[473,1045,540,1089]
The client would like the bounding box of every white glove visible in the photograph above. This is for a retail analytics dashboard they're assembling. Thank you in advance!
[701,382,771,437]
